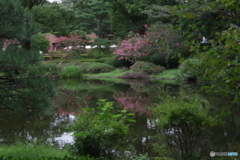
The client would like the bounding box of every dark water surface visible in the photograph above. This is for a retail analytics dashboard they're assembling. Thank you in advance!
[1,78,240,157]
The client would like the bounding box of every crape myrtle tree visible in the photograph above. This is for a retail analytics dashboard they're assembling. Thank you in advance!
[114,24,185,68]
[0,0,54,111]
[51,33,89,65]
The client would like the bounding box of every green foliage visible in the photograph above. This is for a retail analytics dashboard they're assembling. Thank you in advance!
[171,0,239,40]
[169,0,240,100]
[197,27,240,99]
[147,23,186,69]
[19,0,47,9]
[132,153,149,160]
[0,156,93,160]
[41,62,59,76]
[0,0,55,111]
[177,58,204,81]
[104,55,132,68]
[31,2,75,36]
[71,99,135,159]
[79,62,115,74]
[89,48,111,59]
[59,65,82,78]
[31,32,50,53]
[151,95,215,160]
[148,54,179,68]
[95,99,136,123]
[107,0,156,38]
[151,95,213,129]
[151,69,180,79]
[0,47,54,111]
[71,0,111,38]
[130,61,165,74]
[0,0,33,41]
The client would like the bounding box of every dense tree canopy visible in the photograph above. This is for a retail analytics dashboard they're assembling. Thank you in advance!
[19,0,47,9]
[104,0,177,38]
[31,2,75,36]
[169,0,240,99]
[69,0,111,38]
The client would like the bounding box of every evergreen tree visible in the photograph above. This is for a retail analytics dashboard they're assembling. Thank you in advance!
[0,0,54,112]
[70,0,111,38]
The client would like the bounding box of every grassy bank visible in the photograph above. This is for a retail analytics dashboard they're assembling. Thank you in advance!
[150,69,180,79]
[41,59,180,82]
[0,142,72,159]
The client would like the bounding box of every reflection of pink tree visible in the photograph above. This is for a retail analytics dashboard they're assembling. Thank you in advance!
[114,92,152,116]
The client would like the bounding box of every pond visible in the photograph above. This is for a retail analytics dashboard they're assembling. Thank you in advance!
[0,78,240,158]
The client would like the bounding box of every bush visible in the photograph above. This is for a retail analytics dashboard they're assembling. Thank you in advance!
[59,65,82,78]
[31,32,50,53]
[130,61,165,74]
[79,62,115,73]
[149,54,180,68]
[89,48,111,59]
[151,95,214,160]
[104,55,132,68]
[178,58,203,81]
[41,63,59,76]
[71,99,135,159]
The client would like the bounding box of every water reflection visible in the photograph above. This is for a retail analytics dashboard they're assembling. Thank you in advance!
[0,79,239,159]
[0,110,74,145]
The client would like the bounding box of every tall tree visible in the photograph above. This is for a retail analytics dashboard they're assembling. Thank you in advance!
[170,0,240,99]
[19,0,47,9]
[104,0,162,38]
[31,2,75,36]
[70,0,111,38]
[0,0,54,111]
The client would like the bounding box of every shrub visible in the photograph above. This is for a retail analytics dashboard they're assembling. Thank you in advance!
[130,61,165,74]
[59,65,82,78]
[71,99,135,159]
[151,95,214,160]
[41,63,59,76]
[104,55,132,68]
[177,58,203,81]
[89,48,111,59]
[31,32,50,53]
[149,54,179,68]
[79,62,115,73]
[121,72,149,79]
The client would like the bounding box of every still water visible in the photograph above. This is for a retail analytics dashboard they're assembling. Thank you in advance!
[0,78,240,157]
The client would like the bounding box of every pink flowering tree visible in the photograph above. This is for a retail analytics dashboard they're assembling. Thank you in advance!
[114,30,152,63]
[114,24,185,68]
[56,33,88,55]
[48,33,89,64]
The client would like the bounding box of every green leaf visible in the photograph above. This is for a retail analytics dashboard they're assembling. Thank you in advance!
[126,118,136,122]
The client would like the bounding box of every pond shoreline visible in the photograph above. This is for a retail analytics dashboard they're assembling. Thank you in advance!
[86,75,177,80]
